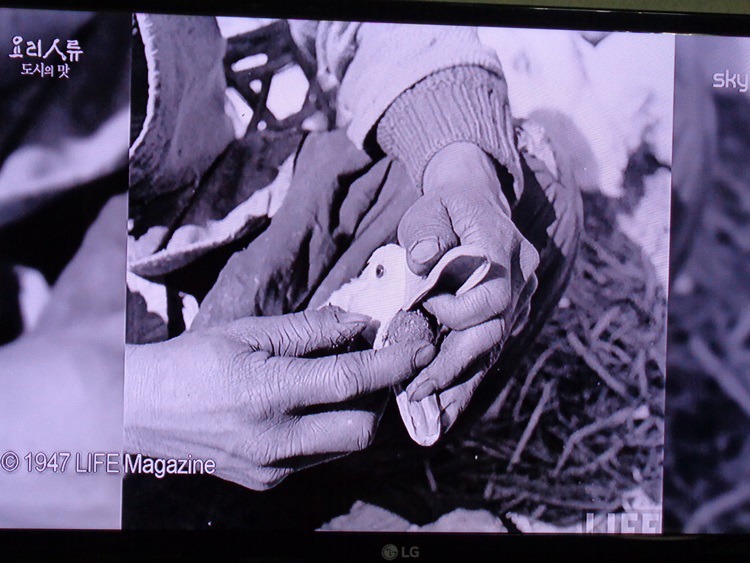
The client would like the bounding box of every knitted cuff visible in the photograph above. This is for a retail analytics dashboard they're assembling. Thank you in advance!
[376,65,522,197]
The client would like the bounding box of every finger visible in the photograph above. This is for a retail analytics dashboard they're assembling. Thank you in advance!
[398,195,459,276]
[423,195,539,330]
[225,306,371,356]
[269,339,437,409]
[281,410,381,460]
[424,275,511,331]
[220,464,292,492]
[407,318,506,401]
[438,368,486,433]
[424,248,538,331]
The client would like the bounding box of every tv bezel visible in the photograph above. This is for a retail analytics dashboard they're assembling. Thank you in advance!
[2,0,750,560]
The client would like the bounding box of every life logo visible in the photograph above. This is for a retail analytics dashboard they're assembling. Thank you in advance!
[713,69,749,93]
[381,544,420,560]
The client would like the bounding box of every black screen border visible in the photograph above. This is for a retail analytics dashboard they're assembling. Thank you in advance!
[2,0,750,560]
[2,0,750,37]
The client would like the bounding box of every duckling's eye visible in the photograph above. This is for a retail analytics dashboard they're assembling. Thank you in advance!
[375,264,385,278]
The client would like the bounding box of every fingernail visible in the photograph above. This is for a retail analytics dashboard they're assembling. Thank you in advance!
[414,343,436,368]
[409,379,435,401]
[410,238,440,265]
[422,300,435,317]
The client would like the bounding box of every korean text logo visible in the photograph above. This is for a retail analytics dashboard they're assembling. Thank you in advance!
[8,35,84,79]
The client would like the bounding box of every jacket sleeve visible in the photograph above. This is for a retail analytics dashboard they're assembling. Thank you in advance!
[289,21,524,197]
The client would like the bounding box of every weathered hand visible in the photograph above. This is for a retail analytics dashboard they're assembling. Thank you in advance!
[124,306,435,490]
[398,142,539,431]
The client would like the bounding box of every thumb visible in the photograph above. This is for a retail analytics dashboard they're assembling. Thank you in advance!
[398,195,459,276]
[224,306,371,357]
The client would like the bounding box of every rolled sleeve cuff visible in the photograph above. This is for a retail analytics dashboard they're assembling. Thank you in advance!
[376,65,523,199]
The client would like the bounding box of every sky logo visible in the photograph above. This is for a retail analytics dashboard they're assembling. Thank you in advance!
[713,69,749,93]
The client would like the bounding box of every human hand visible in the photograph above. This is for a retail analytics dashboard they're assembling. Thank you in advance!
[398,142,539,431]
[124,306,436,490]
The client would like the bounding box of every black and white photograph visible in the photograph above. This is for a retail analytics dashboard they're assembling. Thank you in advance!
[664,34,750,534]
[123,15,674,533]
[0,9,130,528]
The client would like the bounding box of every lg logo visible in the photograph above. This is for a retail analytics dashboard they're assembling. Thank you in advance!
[381,544,420,560]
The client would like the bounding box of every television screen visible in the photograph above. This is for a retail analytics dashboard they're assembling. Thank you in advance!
[1,0,749,555]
